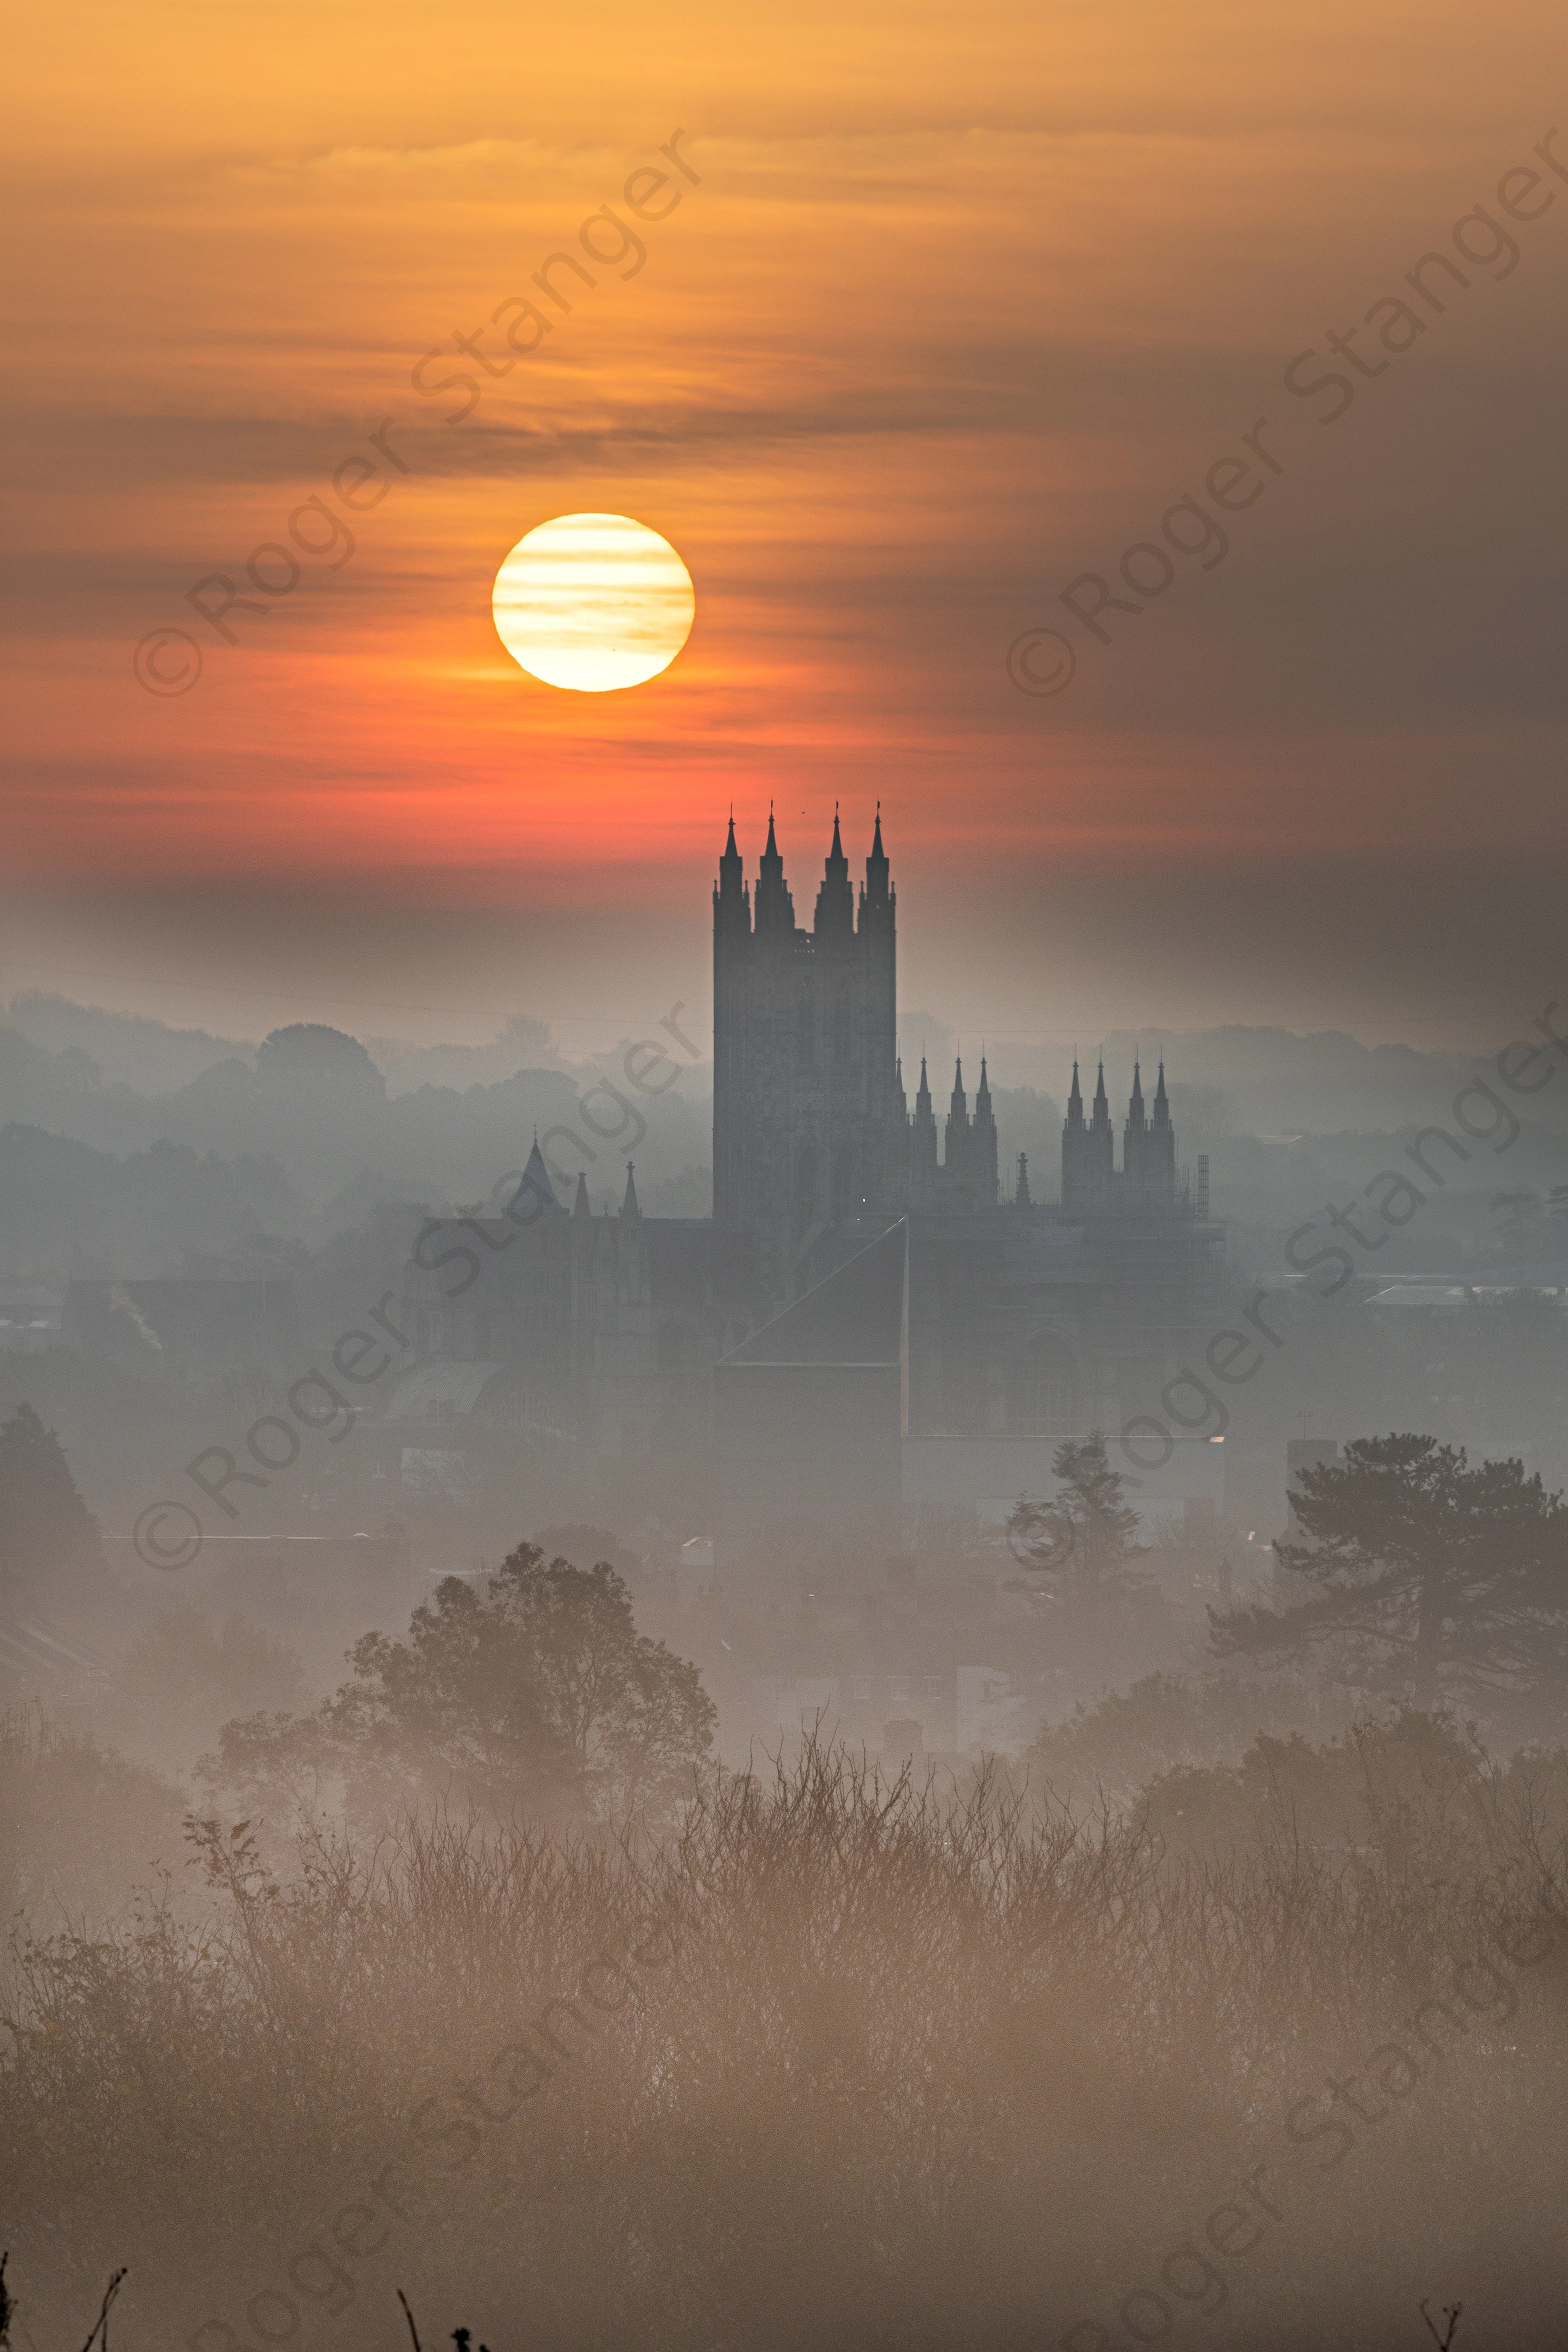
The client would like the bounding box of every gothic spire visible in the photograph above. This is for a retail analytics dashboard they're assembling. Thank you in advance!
[620,1161,641,1219]
[511,1138,565,1218]
[915,1054,933,1113]
[715,807,748,934]
[814,802,854,937]
[862,799,892,918]
[754,804,795,938]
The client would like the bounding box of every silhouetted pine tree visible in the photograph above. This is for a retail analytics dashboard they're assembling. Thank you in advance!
[1211,1432,1568,1716]
[1008,1432,1148,1588]
[0,1402,103,1591]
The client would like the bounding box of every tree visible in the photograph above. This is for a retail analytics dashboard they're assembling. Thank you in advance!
[1210,1433,1568,1717]
[204,1543,715,1827]
[1007,1433,1148,1590]
[0,1402,103,1592]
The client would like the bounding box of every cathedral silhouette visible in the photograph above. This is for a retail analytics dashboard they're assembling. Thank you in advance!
[713,808,1199,1240]
[401,811,1222,1549]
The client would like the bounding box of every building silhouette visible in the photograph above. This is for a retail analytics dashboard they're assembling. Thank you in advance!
[398,813,1223,1543]
[714,809,1189,1243]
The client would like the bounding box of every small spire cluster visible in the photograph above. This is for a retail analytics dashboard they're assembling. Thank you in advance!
[1061,1054,1177,1212]
[715,808,893,946]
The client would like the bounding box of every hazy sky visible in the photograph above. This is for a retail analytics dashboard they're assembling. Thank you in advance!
[7,0,1568,1055]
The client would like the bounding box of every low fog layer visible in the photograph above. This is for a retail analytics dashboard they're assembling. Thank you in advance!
[5,998,1568,2352]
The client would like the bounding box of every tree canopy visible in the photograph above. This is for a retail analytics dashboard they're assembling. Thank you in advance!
[204,1542,715,1828]
[1211,1432,1568,1722]
[1007,1433,1148,1589]
[0,1402,103,1592]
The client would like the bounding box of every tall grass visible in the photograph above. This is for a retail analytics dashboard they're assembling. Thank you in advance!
[3,1735,1567,2350]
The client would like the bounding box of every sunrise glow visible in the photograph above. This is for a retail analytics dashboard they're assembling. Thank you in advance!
[491,513,696,693]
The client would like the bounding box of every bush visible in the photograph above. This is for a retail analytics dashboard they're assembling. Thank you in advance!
[4,1735,1568,2348]
[1024,1667,1352,1811]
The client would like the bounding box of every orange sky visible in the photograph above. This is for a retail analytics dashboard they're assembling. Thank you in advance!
[6,0,1568,1046]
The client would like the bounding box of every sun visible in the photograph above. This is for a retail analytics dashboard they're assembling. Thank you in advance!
[491,513,696,692]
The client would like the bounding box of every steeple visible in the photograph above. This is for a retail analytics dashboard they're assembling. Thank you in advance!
[1148,1056,1176,1195]
[971,1054,998,1205]
[620,1161,641,1219]
[754,806,795,940]
[1015,1151,1031,1209]
[1066,1059,1084,1128]
[862,801,893,922]
[973,1063,1001,1185]
[573,1171,591,1220]
[814,804,854,938]
[1086,1058,1115,1194]
[714,809,751,940]
[911,1053,937,1181]
[945,1058,970,1182]
[1124,1060,1150,1192]
[510,1139,565,1219]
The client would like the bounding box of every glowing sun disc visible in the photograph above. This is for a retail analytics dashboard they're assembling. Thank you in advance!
[491,513,695,692]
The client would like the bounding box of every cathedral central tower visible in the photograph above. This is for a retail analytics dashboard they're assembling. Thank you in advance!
[713,811,904,1237]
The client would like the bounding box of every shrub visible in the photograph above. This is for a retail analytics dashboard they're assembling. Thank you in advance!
[3,1735,1568,2347]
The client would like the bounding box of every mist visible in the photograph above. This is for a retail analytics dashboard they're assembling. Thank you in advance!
[7,910,1568,2352]
[10,0,1568,2338]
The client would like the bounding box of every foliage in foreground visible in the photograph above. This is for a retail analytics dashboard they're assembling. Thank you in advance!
[3,1729,1568,2351]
